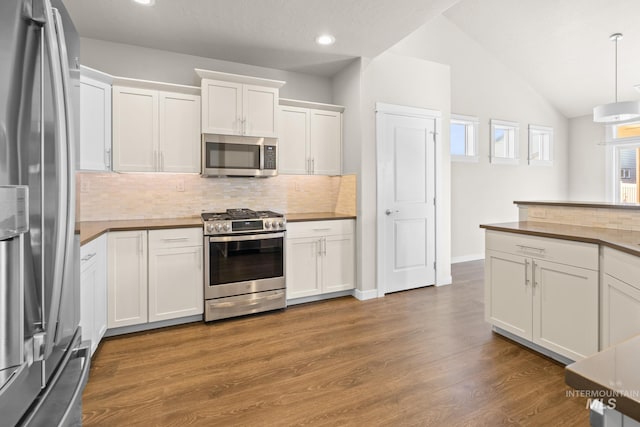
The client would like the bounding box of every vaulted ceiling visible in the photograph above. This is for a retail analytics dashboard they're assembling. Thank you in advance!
[63,0,640,119]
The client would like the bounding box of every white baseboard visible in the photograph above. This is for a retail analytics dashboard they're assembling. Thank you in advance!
[287,290,353,306]
[436,275,452,287]
[105,314,203,337]
[451,253,484,264]
[354,288,379,300]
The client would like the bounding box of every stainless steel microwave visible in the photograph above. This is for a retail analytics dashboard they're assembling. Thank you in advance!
[201,134,278,177]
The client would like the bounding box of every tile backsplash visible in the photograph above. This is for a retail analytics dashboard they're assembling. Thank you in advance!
[520,205,640,231]
[78,172,357,221]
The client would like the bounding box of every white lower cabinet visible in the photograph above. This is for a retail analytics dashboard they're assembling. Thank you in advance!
[286,220,355,299]
[485,230,599,361]
[602,247,640,348]
[148,229,203,322]
[107,228,203,330]
[108,230,148,328]
[80,234,108,356]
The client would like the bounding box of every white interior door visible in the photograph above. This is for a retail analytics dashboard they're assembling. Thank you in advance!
[377,107,436,294]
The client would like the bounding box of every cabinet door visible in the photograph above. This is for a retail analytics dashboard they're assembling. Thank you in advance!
[94,234,108,347]
[80,256,97,354]
[532,259,598,360]
[309,109,342,175]
[108,231,148,328]
[602,274,640,348]
[484,250,532,340]
[286,237,321,299]
[112,86,158,172]
[243,85,278,137]
[80,75,111,171]
[201,79,242,135]
[159,92,201,173]
[278,106,310,174]
[148,245,203,322]
[322,234,355,293]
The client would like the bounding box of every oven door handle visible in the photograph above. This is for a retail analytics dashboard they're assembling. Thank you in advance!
[208,232,285,243]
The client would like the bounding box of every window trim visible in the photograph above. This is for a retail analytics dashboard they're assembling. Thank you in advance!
[450,114,479,163]
[490,119,519,165]
[528,124,554,166]
[605,121,640,202]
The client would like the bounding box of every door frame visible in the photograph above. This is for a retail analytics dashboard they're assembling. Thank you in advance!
[375,102,441,297]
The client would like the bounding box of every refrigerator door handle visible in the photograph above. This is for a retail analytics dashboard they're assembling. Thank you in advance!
[19,337,91,427]
[41,0,73,359]
[58,341,91,425]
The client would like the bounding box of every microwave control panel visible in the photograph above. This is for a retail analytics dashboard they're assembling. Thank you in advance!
[264,145,277,170]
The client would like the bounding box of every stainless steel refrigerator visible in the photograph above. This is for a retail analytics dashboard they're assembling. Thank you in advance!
[0,0,90,426]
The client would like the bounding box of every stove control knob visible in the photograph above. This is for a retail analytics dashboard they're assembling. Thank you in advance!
[223,223,230,232]
[206,223,215,233]
[265,220,272,229]
[278,221,285,228]
[214,223,222,232]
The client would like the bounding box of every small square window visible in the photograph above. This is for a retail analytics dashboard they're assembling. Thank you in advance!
[450,114,479,162]
[490,119,519,164]
[528,125,553,166]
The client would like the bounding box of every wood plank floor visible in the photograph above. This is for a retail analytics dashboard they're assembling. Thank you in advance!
[82,261,590,426]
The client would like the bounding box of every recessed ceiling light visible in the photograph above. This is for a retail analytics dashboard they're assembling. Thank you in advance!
[133,0,155,5]
[316,34,335,46]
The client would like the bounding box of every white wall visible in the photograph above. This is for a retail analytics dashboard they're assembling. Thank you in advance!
[332,60,362,176]
[332,60,364,292]
[568,115,608,201]
[80,38,333,103]
[341,51,451,292]
[390,16,570,262]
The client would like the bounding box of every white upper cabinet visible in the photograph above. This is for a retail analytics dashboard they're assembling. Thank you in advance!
[279,99,343,175]
[197,69,285,138]
[201,80,243,135]
[80,66,112,171]
[158,92,201,172]
[278,105,309,175]
[112,78,201,173]
[113,86,158,172]
[310,109,342,175]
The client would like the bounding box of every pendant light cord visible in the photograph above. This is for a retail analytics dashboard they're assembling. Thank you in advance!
[615,35,618,103]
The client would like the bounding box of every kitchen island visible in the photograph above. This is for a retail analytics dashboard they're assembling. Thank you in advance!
[482,200,640,426]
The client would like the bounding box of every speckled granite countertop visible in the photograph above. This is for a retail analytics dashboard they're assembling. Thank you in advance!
[480,221,640,257]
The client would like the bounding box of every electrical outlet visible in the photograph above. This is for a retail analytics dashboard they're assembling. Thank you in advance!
[295,181,301,192]
[176,179,185,192]
[80,180,90,193]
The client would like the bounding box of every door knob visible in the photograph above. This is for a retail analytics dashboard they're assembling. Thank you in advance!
[385,209,398,215]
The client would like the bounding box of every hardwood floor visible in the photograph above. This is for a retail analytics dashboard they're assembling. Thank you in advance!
[82,261,590,426]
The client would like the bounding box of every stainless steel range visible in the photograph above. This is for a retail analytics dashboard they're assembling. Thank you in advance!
[202,209,286,321]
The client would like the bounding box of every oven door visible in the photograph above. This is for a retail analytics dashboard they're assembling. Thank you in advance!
[204,232,285,299]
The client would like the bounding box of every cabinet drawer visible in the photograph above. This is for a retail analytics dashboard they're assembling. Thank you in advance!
[485,230,598,270]
[604,247,640,290]
[148,227,202,249]
[287,219,354,238]
[81,236,102,271]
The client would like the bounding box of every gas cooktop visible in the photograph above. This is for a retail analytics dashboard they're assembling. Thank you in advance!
[201,208,283,222]
[201,209,285,235]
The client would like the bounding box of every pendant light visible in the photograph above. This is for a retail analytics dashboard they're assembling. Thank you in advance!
[593,33,640,123]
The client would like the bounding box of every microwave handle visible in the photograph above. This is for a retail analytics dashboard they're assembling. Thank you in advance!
[260,144,264,171]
